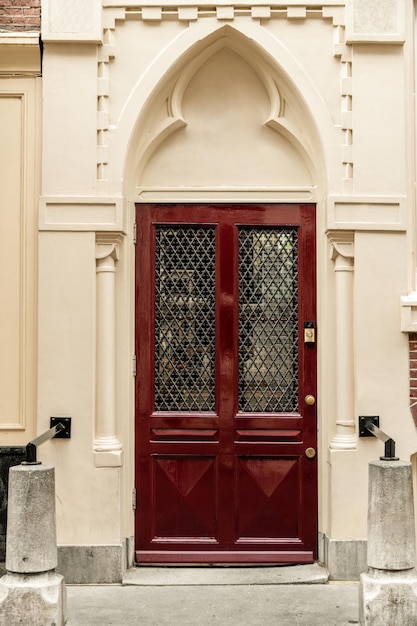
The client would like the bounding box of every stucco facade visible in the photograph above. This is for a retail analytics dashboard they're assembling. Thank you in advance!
[2,0,417,582]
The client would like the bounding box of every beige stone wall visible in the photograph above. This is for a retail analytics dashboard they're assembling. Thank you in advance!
[35,0,417,579]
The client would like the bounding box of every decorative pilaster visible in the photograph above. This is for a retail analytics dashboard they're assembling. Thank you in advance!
[329,233,356,450]
[94,233,123,467]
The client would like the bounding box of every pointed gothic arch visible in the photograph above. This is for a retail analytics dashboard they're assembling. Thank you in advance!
[109,21,335,198]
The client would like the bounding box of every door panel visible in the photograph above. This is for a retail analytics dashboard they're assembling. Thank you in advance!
[135,204,317,563]
[152,456,217,540]
[236,456,301,539]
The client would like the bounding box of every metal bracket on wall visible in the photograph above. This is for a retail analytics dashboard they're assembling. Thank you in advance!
[359,415,379,437]
[50,417,72,438]
[358,415,398,461]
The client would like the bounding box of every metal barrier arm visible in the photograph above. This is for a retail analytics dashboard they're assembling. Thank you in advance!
[363,420,399,461]
[25,423,65,464]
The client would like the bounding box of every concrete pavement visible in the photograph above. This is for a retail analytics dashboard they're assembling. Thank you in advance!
[66,566,360,625]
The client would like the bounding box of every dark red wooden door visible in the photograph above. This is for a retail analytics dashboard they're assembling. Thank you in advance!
[135,204,317,563]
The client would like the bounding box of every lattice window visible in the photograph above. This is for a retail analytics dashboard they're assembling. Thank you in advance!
[155,226,216,411]
[238,227,299,412]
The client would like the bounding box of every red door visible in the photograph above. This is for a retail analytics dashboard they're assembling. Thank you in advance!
[135,204,317,563]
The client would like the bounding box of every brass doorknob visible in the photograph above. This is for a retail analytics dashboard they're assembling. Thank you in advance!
[304,394,315,406]
[305,447,316,459]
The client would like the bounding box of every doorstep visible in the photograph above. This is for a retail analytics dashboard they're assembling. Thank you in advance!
[123,563,329,586]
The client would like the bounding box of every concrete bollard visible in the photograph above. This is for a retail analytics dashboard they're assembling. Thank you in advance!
[0,464,66,625]
[359,459,417,625]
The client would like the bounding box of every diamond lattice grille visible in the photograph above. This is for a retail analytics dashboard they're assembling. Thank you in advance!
[155,227,215,411]
[238,228,299,412]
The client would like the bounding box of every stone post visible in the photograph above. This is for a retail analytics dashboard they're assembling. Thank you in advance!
[359,459,417,625]
[0,464,66,625]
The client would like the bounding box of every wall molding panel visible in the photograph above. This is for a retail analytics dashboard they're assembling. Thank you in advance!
[0,78,40,441]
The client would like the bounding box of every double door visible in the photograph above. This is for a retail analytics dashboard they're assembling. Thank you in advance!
[135,204,317,563]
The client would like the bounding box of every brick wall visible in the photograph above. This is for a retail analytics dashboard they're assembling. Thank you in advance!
[409,333,417,426]
[0,0,40,32]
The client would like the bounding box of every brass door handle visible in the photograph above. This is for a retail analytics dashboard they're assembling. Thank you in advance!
[305,394,315,406]
[305,447,316,459]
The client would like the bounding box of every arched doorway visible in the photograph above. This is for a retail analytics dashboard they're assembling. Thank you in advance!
[129,26,323,564]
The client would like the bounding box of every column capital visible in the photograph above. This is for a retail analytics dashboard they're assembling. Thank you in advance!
[95,232,124,262]
[328,231,354,262]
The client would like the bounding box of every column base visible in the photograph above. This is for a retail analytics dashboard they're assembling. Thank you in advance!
[94,449,124,467]
[329,433,356,450]
[93,435,123,452]
[359,568,417,625]
[0,571,66,626]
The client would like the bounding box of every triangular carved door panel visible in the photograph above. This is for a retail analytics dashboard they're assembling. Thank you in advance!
[153,457,217,538]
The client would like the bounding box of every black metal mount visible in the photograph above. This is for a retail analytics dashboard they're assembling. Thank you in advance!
[358,416,399,461]
[359,415,379,437]
[24,418,71,464]
[50,417,71,438]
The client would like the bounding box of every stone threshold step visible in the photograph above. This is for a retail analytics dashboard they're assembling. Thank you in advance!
[123,563,329,586]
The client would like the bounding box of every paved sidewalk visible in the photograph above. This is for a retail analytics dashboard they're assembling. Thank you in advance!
[66,580,360,625]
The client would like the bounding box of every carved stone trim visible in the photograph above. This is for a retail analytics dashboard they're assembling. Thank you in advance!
[98,4,350,187]
[42,0,102,43]
[401,293,417,334]
[328,231,355,262]
[96,232,123,261]
[345,0,405,44]
[327,197,406,232]
[39,197,125,232]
